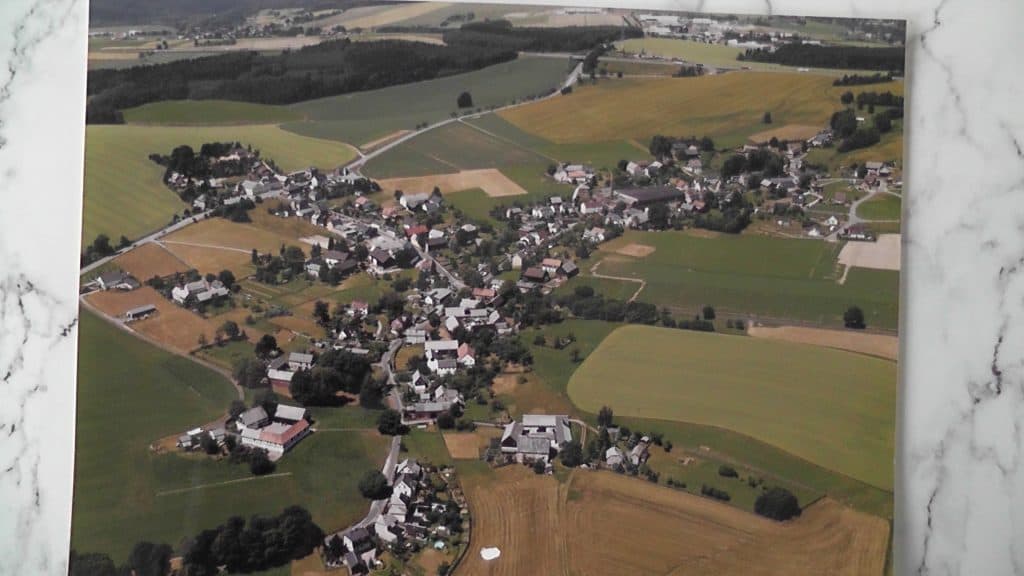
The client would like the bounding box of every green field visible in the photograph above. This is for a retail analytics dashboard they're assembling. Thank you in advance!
[518,320,893,518]
[599,59,680,76]
[806,119,905,171]
[123,100,302,125]
[83,124,358,244]
[594,230,899,329]
[857,193,902,220]
[500,72,904,149]
[568,324,895,490]
[72,310,388,562]
[284,56,572,146]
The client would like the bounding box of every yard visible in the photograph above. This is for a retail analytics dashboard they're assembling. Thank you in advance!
[568,324,896,491]
[72,311,389,563]
[499,72,904,149]
[590,230,899,330]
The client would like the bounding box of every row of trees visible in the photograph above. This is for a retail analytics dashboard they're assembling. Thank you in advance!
[832,72,894,86]
[738,43,905,72]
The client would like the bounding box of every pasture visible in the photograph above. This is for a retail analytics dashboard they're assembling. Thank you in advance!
[73,311,390,562]
[568,324,896,490]
[285,56,572,146]
[362,122,551,179]
[500,72,904,149]
[594,230,900,329]
[123,100,302,125]
[614,37,863,74]
[83,125,358,244]
[564,472,889,576]
[857,193,903,220]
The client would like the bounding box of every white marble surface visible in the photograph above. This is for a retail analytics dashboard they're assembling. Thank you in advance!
[0,0,1021,574]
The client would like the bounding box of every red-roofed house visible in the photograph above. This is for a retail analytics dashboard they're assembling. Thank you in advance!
[457,343,476,367]
[240,419,310,456]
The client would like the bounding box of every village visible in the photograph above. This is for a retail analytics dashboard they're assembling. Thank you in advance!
[77,111,901,574]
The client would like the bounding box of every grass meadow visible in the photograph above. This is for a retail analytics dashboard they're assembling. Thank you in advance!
[857,193,903,220]
[72,310,387,562]
[595,230,900,329]
[568,324,896,490]
[83,124,358,244]
[123,100,302,124]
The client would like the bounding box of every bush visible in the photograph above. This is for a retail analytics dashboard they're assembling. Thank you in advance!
[843,305,866,329]
[532,459,546,474]
[718,465,738,478]
[755,487,802,521]
[702,305,716,320]
[700,484,731,501]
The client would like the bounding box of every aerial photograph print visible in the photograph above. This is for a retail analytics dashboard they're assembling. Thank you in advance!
[74,1,906,575]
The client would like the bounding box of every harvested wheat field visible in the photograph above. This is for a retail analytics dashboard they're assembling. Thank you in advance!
[161,242,255,277]
[749,325,898,361]
[86,287,217,353]
[443,429,501,460]
[378,169,527,199]
[613,243,656,258]
[456,465,567,576]
[112,243,190,279]
[164,217,303,254]
[565,472,889,576]
[748,124,823,144]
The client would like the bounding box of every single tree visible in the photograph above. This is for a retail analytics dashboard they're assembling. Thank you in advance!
[597,405,614,428]
[313,300,330,326]
[457,91,473,108]
[702,306,716,321]
[220,320,240,340]
[754,487,801,521]
[377,409,406,436]
[762,111,773,124]
[358,470,391,499]
[251,248,259,264]
[532,459,546,474]
[255,334,279,358]
[840,90,854,105]
[249,449,275,475]
[560,441,584,467]
[844,305,866,329]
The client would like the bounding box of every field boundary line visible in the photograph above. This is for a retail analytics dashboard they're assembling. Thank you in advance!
[587,260,646,302]
[160,240,253,254]
[459,117,559,163]
[156,472,293,496]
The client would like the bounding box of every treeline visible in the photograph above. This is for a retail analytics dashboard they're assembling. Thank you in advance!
[737,43,905,72]
[89,0,367,27]
[833,72,893,86]
[553,285,716,331]
[69,507,321,576]
[442,20,641,54]
[87,39,516,123]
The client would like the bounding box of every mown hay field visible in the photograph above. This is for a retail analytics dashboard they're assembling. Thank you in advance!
[73,311,389,562]
[748,325,899,361]
[109,242,190,280]
[595,230,900,330]
[568,325,895,490]
[456,466,889,576]
[499,72,904,148]
[83,125,358,244]
[85,286,219,353]
[565,472,889,576]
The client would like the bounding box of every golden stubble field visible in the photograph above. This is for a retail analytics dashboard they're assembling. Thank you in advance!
[458,468,889,576]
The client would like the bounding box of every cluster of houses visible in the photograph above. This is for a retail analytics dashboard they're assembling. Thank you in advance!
[603,433,652,470]
[171,278,230,307]
[326,459,462,575]
[175,403,312,460]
